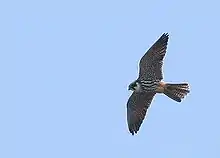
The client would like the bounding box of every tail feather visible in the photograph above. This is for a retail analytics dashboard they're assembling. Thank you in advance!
[164,83,190,102]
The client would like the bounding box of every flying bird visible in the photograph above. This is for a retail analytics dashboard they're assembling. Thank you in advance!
[127,33,190,135]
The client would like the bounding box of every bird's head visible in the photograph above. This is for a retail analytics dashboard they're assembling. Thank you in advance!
[128,81,141,92]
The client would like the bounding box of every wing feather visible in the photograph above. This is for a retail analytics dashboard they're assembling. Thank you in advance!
[127,92,155,135]
[138,33,169,80]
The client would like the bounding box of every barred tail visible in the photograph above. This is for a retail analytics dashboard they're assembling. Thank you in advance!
[163,83,190,102]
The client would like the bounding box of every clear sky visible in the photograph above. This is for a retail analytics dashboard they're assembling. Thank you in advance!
[2,0,220,157]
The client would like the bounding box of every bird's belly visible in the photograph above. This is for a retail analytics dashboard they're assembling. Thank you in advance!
[140,80,159,92]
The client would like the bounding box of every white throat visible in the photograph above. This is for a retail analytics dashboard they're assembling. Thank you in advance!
[134,82,142,92]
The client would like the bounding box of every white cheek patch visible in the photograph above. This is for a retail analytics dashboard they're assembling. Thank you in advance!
[135,83,142,92]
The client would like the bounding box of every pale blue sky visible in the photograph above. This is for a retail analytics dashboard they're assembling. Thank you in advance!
[2,0,220,157]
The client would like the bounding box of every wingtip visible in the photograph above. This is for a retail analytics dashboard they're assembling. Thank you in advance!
[130,131,136,136]
[129,128,139,135]
[162,32,169,37]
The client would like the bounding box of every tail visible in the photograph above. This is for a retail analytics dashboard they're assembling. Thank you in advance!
[163,83,190,102]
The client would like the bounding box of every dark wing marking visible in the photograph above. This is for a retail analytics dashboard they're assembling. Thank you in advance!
[127,92,155,135]
[138,33,169,80]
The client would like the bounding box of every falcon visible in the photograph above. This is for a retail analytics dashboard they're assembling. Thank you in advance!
[127,33,190,135]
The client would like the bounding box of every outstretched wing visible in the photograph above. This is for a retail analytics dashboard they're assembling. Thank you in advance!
[138,33,169,80]
[127,92,155,135]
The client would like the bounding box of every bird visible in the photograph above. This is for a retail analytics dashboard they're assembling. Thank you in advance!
[127,33,190,135]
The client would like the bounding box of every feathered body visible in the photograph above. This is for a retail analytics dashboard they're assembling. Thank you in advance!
[127,33,190,135]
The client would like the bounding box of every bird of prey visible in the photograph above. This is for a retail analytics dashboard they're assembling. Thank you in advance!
[127,33,190,135]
